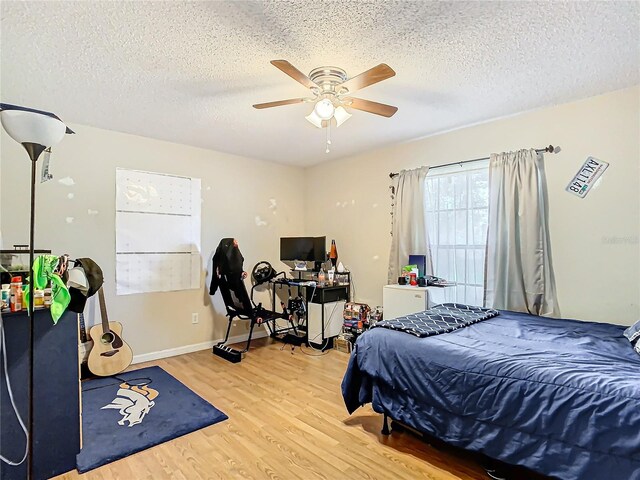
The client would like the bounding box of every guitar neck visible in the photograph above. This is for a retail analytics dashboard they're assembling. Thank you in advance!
[98,287,111,334]
[78,313,88,343]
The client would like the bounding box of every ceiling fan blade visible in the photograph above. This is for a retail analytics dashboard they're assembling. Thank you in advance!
[347,98,398,117]
[339,64,396,93]
[253,98,308,109]
[270,60,318,89]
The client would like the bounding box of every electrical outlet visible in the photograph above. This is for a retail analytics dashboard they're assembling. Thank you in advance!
[191,313,199,324]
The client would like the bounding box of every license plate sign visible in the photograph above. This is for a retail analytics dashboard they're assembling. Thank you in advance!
[566,157,609,198]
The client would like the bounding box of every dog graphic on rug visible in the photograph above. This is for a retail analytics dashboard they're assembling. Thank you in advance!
[102,382,159,427]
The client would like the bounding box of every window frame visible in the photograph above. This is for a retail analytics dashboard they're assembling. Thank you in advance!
[424,160,489,305]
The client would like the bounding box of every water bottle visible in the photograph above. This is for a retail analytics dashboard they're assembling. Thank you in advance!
[318,267,326,286]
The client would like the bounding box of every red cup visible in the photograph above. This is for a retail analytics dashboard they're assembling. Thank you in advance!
[409,273,417,286]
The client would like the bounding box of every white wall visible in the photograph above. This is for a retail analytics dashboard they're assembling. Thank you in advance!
[0,124,305,357]
[1,86,637,363]
[305,86,640,325]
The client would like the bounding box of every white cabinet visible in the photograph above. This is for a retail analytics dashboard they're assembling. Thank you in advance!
[382,284,453,320]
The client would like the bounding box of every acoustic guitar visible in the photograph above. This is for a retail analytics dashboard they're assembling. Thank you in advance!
[87,287,133,376]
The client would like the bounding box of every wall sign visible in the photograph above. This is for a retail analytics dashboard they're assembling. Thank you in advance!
[566,156,609,198]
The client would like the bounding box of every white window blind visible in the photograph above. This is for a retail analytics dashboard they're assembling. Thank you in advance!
[425,161,489,306]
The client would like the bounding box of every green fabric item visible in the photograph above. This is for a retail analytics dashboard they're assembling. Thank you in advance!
[24,255,70,324]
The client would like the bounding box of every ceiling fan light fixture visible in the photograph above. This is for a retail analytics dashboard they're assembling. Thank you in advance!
[255,60,398,152]
[334,106,352,127]
[305,110,324,128]
[313,98,335,120]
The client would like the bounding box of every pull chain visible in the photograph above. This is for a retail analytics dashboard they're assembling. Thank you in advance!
[325,120,331,154]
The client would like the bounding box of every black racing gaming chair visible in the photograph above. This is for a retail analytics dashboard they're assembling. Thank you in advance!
[213,272,294,363]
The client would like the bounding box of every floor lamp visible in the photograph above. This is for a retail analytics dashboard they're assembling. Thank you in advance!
[0,103,74,479]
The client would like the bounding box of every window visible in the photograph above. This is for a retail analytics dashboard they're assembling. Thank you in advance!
[425,161,489,305]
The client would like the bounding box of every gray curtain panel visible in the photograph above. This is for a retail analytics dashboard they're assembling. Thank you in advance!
[388,166,433,284]
[484,149,559,316]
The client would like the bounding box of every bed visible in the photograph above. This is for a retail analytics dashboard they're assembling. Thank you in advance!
[341,309,640,480]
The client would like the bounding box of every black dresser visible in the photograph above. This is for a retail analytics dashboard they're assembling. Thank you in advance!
[0,309,80,479]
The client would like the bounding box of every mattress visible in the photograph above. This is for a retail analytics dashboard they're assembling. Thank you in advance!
[341,310,640,480]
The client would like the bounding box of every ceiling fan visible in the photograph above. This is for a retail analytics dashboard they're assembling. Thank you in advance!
[253,60,398,152]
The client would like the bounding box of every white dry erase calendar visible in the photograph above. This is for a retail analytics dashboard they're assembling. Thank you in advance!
[566,157,609,198]
[115,168,201,295]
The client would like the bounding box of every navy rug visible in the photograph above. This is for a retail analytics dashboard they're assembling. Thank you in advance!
[76,366,228,473]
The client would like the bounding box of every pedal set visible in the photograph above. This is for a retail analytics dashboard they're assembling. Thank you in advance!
[212,344,243,363]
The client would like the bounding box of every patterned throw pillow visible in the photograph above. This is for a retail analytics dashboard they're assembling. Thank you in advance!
[623,320,640,355]
[624,320,640,343]
[373,303,499,338]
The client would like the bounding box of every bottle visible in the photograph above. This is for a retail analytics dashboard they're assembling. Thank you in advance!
[329,240,338,268]
[34,290,45,308]
[44,287,52,308]
[318,267,326,286]
[1,284,9,307]
[10,276,23,312]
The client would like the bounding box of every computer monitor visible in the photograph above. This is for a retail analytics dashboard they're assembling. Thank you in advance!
[280,236,326,265]
[312,236,326,262]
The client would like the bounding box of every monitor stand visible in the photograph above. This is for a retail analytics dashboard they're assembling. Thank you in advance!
[293,260,307,271]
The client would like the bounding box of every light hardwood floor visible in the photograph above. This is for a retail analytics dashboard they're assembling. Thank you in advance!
[56,338,492,480]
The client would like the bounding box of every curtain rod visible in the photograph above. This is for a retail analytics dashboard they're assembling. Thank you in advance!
[388,145,558,179]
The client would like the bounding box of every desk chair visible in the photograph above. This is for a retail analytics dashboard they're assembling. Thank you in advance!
[213,273,295,363]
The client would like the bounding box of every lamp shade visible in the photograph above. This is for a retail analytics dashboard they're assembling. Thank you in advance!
[305,110,324,129]
[0,109,67,148]
[313,99,335,120]
[334,106,352,127]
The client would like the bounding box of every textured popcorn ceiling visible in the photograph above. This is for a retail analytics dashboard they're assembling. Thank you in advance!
[1,1,638,166]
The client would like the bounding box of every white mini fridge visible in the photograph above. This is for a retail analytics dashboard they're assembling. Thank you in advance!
[382,285,453,320]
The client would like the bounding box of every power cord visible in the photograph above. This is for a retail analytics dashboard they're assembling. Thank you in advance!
[0,314,28,466]
[81,375,152,393]
[299,345,330,357]
[348,269,356,301]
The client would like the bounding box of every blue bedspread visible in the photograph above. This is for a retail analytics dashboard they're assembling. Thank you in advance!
[342,310,640,480]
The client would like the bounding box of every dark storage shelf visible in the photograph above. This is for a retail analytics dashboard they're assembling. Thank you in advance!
[0,309,80,479]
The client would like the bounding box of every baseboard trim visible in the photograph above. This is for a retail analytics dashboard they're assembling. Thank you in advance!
[132,329,269,364]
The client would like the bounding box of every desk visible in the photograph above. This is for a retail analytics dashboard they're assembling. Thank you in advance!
[271,278,350,349]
